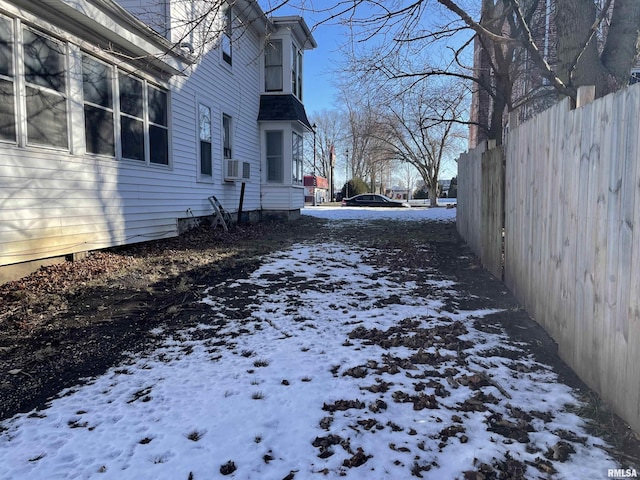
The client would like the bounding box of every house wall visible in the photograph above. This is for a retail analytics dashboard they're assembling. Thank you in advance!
[168,4,262,217]
[0,0,263,276]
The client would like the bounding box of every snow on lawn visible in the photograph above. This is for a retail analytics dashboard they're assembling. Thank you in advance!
[0,210,616,479]
[301,205,456,222]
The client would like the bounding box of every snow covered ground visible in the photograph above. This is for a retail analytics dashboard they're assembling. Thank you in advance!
[303,205,456,222]
[0,207,619,479]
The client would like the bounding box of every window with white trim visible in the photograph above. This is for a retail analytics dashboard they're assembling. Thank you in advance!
[117,73,169,165]
[147,85,168,165]
[23,27,68,148]
[631,69,640,85]
[266,130,283,183]
[199,103,212,176]
[119,72,145,161]
[0,18,169,165]
[292,131,302,185]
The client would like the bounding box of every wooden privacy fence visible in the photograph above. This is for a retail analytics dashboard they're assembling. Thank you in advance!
[457,84,640,433]
[457,141,504,279]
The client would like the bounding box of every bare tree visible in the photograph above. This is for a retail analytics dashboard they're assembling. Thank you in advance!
[307,110,344,178]
[343,99,395,192]
[338,86,385,182]
[372,78,467,207]
[298,0,639,144]
[394,161,420,200]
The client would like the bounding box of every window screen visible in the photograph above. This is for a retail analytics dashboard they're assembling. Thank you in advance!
[82,55,114,155]
[148,86,168,164]
[265,39,282,92]
[23,28,67,148]
[0,16,15,141]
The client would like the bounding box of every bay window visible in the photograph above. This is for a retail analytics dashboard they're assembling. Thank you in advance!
[117,72,169,165]
[0,17,170,166]
[119,73,145,161]
[148,86,168,165]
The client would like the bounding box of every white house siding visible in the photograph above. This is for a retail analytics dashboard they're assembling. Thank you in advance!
[167,7,262,217]
[261,184,305,212]
[0,0,262,270]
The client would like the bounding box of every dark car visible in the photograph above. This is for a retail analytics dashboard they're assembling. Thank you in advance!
[341,194,411,208]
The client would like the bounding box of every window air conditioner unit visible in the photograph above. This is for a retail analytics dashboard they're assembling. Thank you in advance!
[224,159,241,181]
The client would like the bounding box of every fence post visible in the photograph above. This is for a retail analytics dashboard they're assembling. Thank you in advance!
[576,85,595,108]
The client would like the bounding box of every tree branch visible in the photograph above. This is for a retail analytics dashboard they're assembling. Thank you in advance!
[436,0,518,45]
[568,0,613,84]
[508,0,575,99]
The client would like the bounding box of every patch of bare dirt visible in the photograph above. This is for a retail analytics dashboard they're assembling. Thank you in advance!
[0,218,322,421]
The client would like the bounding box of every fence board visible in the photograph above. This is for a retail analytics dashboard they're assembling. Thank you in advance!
[616,88,638,418]
[602,93,623,398]
[575,100,597,387]
[627,97,640,422]
[481,146,504,278]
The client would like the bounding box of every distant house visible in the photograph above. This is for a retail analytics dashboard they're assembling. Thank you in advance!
[0,0,316,281]
[385,186,410,200]
[303,175,329,204]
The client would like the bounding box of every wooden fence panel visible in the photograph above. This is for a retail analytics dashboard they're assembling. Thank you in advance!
[575,99,598,389]
[457,143,484,259]
[613,88,638,419]
[470,84,640,433]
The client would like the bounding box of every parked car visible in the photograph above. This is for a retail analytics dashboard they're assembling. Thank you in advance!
[341,194,411,208]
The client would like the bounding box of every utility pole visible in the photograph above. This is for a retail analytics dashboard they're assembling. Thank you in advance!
[329,144,335,202]
[312,123,317,206]
[345,148,349,199]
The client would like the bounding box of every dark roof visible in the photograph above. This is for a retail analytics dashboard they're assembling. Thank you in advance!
[258,94,313,130]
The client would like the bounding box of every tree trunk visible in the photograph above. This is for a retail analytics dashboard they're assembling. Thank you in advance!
[555,0,601,92]
[556,0,640,97]
[601,0,640,91]
[429,180,439,208]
